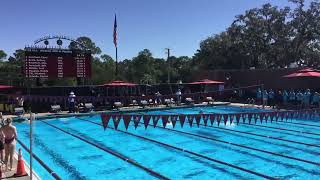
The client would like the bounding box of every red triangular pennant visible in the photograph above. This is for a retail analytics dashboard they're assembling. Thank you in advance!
[229,114,234,125]
[254,114,259,124]
[217,115,221,126]
[223,114,228,125]
[195,114,201,127]
[153,116,160,128]
[242,114,246,124]
[248,113,253,124]
[188,115,194,127]
[210,114,215,126]
[162,115,169,128]
[143,115,151,129]
[235,114,241,125]
[123,115,131,130]
[101,114,111,130]
[112,115,120,130]
[133,115,141,129]
[171,115,178,128]
[203,115,209,126]
[179,115,185,128]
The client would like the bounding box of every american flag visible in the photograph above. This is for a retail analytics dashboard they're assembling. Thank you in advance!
[113,14,117,47]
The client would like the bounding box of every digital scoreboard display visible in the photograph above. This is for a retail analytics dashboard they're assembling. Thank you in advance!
[24,48,91,78]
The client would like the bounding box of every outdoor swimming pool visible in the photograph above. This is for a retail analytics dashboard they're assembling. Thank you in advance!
[16,106,320,179]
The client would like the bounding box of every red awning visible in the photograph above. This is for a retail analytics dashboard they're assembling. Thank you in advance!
[99,80,137,87]
[0,85,14,89]
[283,71,320,78]
[188,79,224,85]
[283,68,320,78]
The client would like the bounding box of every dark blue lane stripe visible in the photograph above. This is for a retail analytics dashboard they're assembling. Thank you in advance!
[23,132,85,180]
[77,118,276,179]
[161,110,320,148]
[16,139,62,180]
[39,120,170,180]
[240,123,320,137]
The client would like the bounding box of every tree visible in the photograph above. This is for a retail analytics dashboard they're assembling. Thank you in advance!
[0,50,7,61]
[69,36,102,55]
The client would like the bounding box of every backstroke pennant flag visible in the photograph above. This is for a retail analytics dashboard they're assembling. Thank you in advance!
[229,114,234,125]
[153,115,160,128]
[101,114,111,130]
[112,115,121,130]
[133,115,141,129]
[123,115,131,130]
[203,114,209,126]
[171,115,178,128]
[195,114,201,127]
[235,114,241,125]
[217,114,221,126]
[188,115,194,127]
[223,114,228,126]
[248,113,253,124]
[210,114,215,126]
[162,115,169,128]
[179,114,186,128]
[143,115,151,129]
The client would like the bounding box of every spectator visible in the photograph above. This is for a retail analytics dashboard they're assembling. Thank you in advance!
[312,92,320,108]
[302,89,311,108]
[289,90,296,105]
[256,88,262,105]
[296,91,303,108]
[262,90,268,108]
[275,90,282,109]
[283,90,289,106]
[176,89,182,105]
[268,89,275,108]
[68,92,76,113]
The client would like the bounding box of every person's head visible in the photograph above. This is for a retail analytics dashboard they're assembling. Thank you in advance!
[6,118,12,125]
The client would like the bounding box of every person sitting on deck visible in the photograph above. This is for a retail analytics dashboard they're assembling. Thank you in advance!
[1,118,17,171]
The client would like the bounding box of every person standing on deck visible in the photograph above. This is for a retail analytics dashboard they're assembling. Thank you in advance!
[268,89,275,108]
[296,91,303,108]
[2,118,17,171]
[283,90,288,106]
[289,90,296,106]
[302,89,311,108]
[68,92,76,113]
[176,89,182,105]
[312,92,320,108]
[262,90,268,108]
[256,88,262,105]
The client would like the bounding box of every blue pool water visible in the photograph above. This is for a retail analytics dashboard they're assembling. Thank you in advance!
[15,106,320,179]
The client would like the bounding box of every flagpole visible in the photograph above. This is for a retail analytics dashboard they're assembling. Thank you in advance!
[115,47,118,77]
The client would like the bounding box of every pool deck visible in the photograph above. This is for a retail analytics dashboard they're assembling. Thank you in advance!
[2,101,272,180]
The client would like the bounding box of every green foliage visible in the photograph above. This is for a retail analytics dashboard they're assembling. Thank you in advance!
[0,50,7,61]
[194,0,320,69]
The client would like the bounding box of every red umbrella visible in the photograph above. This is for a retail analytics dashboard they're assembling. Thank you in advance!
[188,79,224,85]
[0,85,14,89]
[99,80,137,86]
[283,68,320,78]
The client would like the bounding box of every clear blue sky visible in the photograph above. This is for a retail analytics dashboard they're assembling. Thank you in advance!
[0,0,312,60]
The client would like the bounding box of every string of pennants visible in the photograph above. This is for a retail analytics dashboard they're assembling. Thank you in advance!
[100,108,320,130]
